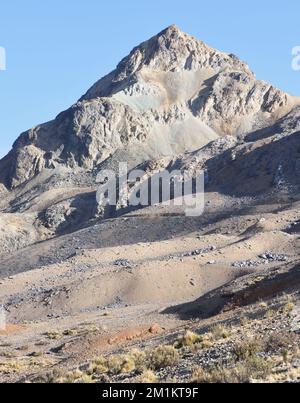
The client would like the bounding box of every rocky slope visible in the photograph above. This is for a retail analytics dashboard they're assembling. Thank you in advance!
[0,25,299,258]
[0,25,298,192]
[1,26,300,384]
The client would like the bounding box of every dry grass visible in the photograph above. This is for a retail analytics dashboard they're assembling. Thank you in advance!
[283,303,295,314]
[136,370,158,384]
[0,357,54,375]
[191,356,272,384]
[211,324,231,340]
[176,331,202,348]
[86,345,179,379]
[146,345,180,370]
[45,331,61,340]
[86,325,100,333]
[62,329,78,337]
[233,338,263,361]
[264,331,298,353]
[175,329,216,352]
[56,369,95,384]
[106,355,136,375]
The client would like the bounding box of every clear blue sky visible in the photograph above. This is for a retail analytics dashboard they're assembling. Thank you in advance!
[0,0,300,158]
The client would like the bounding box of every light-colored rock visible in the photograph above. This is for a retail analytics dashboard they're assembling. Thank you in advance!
[0,25,298,191]
[0,25,300,256]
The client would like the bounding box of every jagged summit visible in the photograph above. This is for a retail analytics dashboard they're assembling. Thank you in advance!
[82,25,253,100]
[158,24,181,33]
[0,26,299,190]
[152,24,183,38]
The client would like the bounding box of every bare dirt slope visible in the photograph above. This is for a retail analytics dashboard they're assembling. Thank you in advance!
[1,191,300,382]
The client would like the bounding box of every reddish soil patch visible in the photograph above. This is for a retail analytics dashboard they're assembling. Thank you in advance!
[105,324,164,347]
[0,324,25,336]
[59,323,165,365]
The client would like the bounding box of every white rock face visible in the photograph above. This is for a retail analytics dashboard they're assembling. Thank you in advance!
[190,71,294,136]
[0,25,298,189]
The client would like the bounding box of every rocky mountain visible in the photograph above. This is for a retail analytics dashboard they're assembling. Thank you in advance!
[0,25,298,192]
[1,26,300,384]
[0,25,299,256]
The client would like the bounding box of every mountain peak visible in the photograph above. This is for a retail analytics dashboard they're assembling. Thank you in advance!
[157,24,183,36]
[83,26,253,100]
[1,25,297,191]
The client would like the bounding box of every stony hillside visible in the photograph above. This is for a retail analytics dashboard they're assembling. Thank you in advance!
[0,25,299,256]
[0,25,298,192]
[1,26,300,384]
